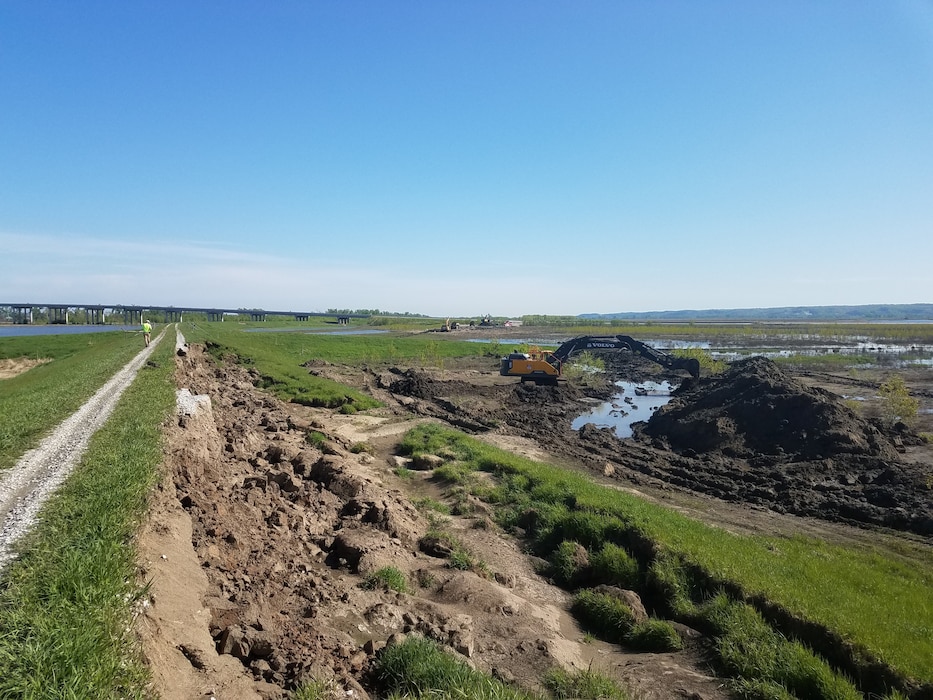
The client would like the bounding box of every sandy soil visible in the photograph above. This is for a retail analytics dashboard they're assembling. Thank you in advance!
[0,356,50,379]
[135,330,932,699]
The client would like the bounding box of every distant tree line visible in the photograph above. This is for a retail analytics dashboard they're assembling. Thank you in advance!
[580,304,933,322]
[327,309,430,318]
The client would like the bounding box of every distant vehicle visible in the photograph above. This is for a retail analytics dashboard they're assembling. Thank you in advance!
[499,335,701,385]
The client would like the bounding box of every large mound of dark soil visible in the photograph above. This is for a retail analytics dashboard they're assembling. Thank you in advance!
[641,356,898,461]
[630,357,932,536]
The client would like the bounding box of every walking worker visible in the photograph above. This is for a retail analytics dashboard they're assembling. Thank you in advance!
[142,319,152,346]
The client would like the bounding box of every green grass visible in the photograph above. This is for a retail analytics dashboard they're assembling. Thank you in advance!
[180,322,504,412]
[399,423,933,690]
[185,320,498,364]
[542,666,629,700]
[376,636,537,700]
[362,566,410,593]
[571,588,637,642]
[413,497,452,515]
[0,336,176,699]
[0,331,146,471]
[627,619,683,652]
[291,676,339,699]
[570,587,682,652]
[702,594,859,700]
[515,319,933,344]
[773,353,877,370]
[672,347,727,374]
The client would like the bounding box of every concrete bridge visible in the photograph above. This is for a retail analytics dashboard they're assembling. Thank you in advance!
[0,304,365,325]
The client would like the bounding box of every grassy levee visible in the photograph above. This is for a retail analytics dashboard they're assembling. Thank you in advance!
[0,337,175,698]
[399,424,933,698]
[181,321,502,410]
[0,331,146,471]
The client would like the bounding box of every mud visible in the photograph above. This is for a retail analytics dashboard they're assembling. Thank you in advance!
[372,355,933,538]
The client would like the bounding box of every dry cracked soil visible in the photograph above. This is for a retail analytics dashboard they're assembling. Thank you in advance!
[136,333,933,699]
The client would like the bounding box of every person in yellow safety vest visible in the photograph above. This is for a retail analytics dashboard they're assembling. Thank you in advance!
[142,319,152,347]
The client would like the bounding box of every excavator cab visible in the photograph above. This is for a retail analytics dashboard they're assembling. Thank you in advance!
[499,346,561,384]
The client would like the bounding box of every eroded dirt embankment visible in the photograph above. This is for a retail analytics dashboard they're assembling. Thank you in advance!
[138,345,727,700]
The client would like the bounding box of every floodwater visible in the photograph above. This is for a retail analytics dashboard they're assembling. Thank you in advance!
[572,380,675,439]
[0,325,136,338]
[467,336,933,365]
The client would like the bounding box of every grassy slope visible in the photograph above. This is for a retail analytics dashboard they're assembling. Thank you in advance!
[182,321,502,408]
[0,336,175,698]
[0,331,146,470]
[400,424,933,686]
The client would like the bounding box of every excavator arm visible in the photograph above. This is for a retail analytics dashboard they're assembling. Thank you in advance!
[500,335,700,384]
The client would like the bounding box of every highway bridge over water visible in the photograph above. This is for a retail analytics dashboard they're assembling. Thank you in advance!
[0,303,367,325]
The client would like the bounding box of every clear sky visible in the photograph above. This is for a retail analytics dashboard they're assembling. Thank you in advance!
[1,1,932,318]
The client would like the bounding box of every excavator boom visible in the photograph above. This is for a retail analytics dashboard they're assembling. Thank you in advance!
[499,335,700,385]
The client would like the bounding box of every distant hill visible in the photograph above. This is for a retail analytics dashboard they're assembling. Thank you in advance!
[580,304,933,322]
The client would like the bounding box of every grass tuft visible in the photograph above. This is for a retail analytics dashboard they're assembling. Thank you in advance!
[543,666,629,699]
[375,636,536,700]
[362,567,410,594]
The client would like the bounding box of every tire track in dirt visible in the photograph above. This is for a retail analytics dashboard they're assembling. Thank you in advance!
[0,329,166,572]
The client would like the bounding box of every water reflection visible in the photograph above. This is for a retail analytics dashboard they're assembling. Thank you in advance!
[572,380,675,439]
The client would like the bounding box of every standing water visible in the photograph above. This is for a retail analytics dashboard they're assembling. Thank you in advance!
[572,380,675,439]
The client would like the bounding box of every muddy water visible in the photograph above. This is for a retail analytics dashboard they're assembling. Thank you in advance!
[572,380,675,439]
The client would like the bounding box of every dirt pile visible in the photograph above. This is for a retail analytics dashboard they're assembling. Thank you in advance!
[629,357,933,536]
[640,356,898,461]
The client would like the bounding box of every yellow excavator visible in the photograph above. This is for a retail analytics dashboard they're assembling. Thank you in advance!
[499,335,701,385]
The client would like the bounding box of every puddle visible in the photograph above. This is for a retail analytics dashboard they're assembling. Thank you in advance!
[572,380,675,439]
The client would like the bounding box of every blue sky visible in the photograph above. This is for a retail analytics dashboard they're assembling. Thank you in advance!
[2,1,932,317]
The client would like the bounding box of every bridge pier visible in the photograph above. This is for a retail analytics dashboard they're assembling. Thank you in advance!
[125,309,142,324]
[337,316,350,325]
[250,313,266,322]
[86,306,106,324]
[13,306,32,324]
[48,306,69,324]
[207,312,224,322]
[295,314,309,322]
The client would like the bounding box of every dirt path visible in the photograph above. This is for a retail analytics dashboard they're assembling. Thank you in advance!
[0,330,164,572]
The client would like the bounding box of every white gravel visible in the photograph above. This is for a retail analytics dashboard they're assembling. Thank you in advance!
[0,329,166,572]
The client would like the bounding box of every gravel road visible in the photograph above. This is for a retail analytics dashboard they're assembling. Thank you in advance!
[0,329,166,572]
